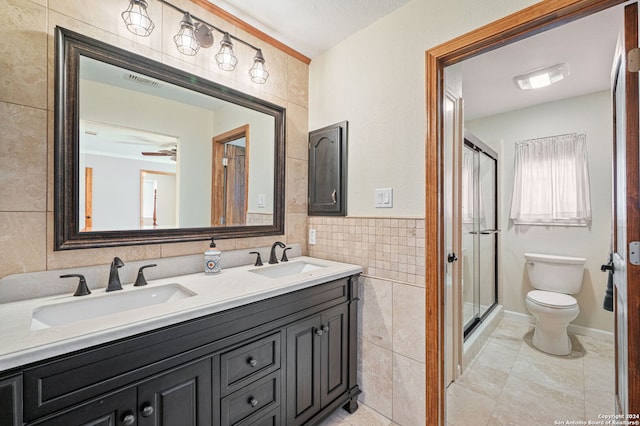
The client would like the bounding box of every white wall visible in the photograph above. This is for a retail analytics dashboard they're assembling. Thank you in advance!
[466,90,614,332]
[309,0,538,217]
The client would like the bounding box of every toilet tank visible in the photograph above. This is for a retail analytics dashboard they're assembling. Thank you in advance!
[524,253,586,294]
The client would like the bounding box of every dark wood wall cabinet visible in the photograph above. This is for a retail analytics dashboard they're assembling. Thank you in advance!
[0,276,361,426]
[308,121,348,216]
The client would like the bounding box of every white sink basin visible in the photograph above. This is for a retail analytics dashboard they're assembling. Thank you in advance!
[249,261,326,279]
[30,284,196,330]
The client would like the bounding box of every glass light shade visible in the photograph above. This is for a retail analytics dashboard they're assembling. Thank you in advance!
[215,33,238,71]
[173,12,200,56]
[122,0,155,37]
[249,50,269,84]
[514,63,569,90]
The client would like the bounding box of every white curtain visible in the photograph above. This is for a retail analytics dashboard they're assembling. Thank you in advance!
[510,133,591,226]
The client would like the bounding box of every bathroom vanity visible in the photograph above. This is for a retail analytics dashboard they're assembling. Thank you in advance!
[0,257,361,426]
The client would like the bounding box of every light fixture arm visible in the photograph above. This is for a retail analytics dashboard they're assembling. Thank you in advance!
[156,0,261,53]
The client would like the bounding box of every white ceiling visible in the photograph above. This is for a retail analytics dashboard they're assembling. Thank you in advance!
[208,0,413,59]
[208,1,624,120]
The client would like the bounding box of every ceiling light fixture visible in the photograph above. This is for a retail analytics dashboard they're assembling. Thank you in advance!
[514,63,569,90]
[121,0,269,83]
[121,0,155,37]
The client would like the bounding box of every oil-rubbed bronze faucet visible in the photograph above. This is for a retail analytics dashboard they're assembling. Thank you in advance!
[269,241,286,264]
[107,257,125,292]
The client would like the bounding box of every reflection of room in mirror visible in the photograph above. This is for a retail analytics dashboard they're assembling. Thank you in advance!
[140,171,177,229]
[77,55,276,232]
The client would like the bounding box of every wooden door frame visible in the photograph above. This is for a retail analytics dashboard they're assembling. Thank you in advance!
[425,0,628,423]
[211,125,250,226]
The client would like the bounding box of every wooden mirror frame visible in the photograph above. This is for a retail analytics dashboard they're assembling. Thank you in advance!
[54,27,285,250]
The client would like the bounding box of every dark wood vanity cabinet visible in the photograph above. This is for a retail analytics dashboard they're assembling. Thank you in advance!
[0,275,360,426]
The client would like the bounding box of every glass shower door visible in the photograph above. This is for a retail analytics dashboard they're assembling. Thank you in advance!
[462,136,498,337]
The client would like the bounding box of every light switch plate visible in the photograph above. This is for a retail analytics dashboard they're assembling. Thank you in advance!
[374,188,393,208]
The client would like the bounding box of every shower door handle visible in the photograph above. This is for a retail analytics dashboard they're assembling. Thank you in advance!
[447,253,458,263]
[480,229,501,235]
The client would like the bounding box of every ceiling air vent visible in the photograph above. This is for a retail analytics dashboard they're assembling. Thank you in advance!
[125,73,162,88]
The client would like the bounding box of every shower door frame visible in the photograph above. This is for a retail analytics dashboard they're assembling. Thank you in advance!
[461,133,499,339]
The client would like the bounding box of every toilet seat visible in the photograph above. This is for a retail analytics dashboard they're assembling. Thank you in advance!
[527,290,577,309]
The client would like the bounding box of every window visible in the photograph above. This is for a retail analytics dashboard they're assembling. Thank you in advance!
[509,133,591,226]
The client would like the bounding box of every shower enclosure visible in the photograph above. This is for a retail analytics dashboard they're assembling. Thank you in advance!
[461,133,499,338]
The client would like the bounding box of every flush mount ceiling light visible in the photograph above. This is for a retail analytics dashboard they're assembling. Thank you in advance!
[121,0,269,83]
[514,63,569,90]
[121,0,155,37]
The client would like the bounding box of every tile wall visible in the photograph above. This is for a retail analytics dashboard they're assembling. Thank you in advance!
[0,0,309,278]
[308,216,426,426]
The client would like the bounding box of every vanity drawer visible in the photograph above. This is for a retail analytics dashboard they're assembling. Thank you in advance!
[221,333,280,396]
[221,371,280,426]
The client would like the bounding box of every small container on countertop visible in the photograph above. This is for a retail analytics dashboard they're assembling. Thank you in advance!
[204,237,222,275]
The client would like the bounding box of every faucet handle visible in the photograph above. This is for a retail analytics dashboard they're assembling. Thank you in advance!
[61,274,91,296]
[281,247,292,262]
[134,264,157,287]
[249,251,263,266]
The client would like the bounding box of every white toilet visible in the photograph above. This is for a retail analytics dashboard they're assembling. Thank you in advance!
[524,253,586,356]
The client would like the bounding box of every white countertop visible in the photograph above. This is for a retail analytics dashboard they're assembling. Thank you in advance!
[0,257,362,372]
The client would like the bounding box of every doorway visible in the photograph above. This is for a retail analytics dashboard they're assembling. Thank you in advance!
[211,125,250,226]
[425,1,637,424]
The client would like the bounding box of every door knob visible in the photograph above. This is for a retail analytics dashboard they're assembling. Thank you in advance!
[447,253,458,263]
[141,404,154,417]
[122,413,135,426]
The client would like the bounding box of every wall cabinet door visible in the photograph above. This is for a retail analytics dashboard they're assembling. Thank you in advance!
[34,387,137,426]
[138,358,213,426]
[308,121,348,216]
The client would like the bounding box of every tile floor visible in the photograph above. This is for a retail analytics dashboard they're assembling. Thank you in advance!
[320,317,615,426]
[447,318,615,425]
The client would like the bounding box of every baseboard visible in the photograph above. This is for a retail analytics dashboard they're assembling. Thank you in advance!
[503,309,614,343]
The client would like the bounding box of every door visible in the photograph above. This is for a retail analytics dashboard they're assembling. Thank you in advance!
[319,304,348,406]
[138,358,213,426]
[286,315,321,425]
[612,3,640,415]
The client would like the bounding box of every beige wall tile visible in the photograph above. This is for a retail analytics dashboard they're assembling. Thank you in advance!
[287,158,308,213]
[0,212,46,275]
[0,0,47,109]
[392,353,425,426]
[392,283,425,362]
[288,57,309,108]
[0,102,47,212]
[360,340,393,419]
[361,277,393,350]
[287,102,309,161]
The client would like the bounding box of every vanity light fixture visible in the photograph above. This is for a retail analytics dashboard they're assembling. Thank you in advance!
[514,63,569,90]
[121,0,155,37]
[215,33,239,71]
[121,0,269,83]
[173,12,200,56]
[249,49,269,84]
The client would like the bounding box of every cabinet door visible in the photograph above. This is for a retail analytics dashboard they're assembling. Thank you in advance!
[0,374,21,426]
[308,121,348,216]
[33,387,137,426]
[285,315,321,425]
[320,304,349,407]
[138,358,213,426]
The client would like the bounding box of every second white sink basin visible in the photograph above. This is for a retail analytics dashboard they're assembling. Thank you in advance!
[31,284,196,330]
[249,261,326,279]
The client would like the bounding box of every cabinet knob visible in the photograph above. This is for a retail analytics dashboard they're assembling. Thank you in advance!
[314,328,323,336]
[322,325,329,333]
[249,397,259,407]
[141,404,154,417]
[247,357,258,367]
[122,413,135,426]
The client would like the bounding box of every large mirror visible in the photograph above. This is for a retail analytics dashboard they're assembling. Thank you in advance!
[55,27,285,250]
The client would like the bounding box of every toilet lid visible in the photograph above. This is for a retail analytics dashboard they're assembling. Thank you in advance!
[527,290,577,309]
